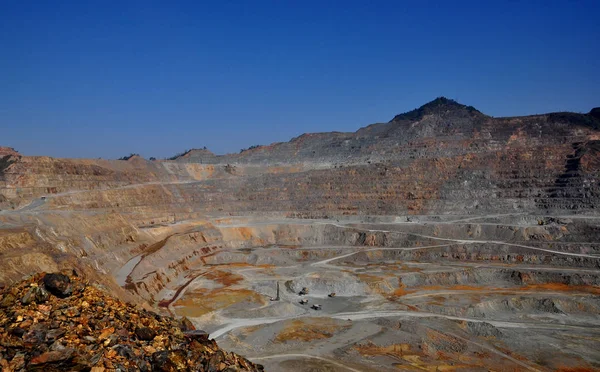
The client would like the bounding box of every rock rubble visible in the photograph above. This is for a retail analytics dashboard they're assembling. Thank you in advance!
[0,271,263,371]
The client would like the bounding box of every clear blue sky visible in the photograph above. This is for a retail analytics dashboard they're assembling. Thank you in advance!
[1,1,598,159]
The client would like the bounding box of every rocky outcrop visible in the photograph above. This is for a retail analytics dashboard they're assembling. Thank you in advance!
[0,148,19,157]
[0,99,599,371]
[0,272,263,371]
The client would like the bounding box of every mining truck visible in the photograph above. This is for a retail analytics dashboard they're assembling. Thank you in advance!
[299,287,309,295]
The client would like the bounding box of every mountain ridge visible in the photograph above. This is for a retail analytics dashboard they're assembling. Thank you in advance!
[171,97,598,162]
[1,97,599,371]
[1,98,598,161]
[1,97,598,215]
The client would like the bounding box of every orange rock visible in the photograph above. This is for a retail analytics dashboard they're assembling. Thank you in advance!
[98,327,115,340]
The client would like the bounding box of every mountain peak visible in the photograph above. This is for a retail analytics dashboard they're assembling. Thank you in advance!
[389,97,482,122]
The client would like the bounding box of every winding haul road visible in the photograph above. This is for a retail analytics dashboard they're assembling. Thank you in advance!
[210,309,600,340]
[311,243,461,267]
[250,354,364,372]
[4,174,599,372]
[213,308,594,371]
[104,215,600,370]
[317,221,600,259]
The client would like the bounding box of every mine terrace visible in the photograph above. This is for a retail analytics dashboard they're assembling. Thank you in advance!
[1,98,600,371]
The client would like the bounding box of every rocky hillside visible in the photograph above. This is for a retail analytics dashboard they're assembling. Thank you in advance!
[1,98,598,215]
[0,99,599,371]
[0,98,598,288]
[0,271,263,371]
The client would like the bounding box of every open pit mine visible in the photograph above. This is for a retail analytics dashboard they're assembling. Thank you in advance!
[1,98,600,371]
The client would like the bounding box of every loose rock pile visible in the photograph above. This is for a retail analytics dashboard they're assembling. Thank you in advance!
[0,272,263,371]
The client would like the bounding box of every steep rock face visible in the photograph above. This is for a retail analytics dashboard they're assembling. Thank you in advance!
[181,101,600,214]
[0,98,598,287]
[0,100,599,371]
[0,157,237,209]
[1,98,598,215]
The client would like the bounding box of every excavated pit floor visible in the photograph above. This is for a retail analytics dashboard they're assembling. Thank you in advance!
[117,215,600,371]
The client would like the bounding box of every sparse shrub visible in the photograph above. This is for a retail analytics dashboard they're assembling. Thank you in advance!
[118,153,140,161]
[548,112,599,130]
[166,148,208,160]
[0,155,18,176]
[240,145,262,153]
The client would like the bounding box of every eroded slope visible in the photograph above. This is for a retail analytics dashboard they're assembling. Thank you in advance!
[0,99,599,371]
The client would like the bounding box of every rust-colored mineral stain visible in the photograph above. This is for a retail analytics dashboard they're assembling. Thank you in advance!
[556,367,597,372]
[417,284,485,291]
[355,342,472,371]
[173,289,263,317]
[519,283,600,295]
[274,318,351,343]
[203,270,244,287]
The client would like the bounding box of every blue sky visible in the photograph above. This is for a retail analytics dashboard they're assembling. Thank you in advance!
[1,1,599,159]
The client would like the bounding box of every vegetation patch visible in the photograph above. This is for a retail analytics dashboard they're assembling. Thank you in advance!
[240,145,262,153]
[0,155,18,177]
[117,153,140,160]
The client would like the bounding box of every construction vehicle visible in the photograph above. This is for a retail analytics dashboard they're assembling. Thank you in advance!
[299,299,308,305]
[299,287,309,296]
[328,292,336,298]
[311,304,322,310]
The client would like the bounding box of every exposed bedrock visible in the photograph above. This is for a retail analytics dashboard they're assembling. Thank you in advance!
[345,244,600,268]
[464,296,600,318]
[2,100,599,220]
[107,219,600,306]
[285,272,372,297]
[2,135,599,217]
[1,100,599,371]
[398,267,600,288]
